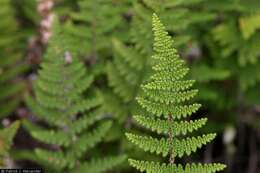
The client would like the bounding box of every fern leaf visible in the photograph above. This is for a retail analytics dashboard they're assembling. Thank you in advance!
[23,23,123,172]
[126,14,226,172]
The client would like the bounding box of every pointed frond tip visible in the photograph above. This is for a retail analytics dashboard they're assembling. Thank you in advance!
[152,13,174,53]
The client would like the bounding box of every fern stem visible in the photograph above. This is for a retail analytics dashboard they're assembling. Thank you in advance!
[168,113,175,164]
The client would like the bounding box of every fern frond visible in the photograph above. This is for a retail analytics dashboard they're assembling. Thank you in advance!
[23,23,124,172]
[126,14,226,172]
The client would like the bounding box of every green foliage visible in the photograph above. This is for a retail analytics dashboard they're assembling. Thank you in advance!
[0,0,29,119]
[22,25,125,172]
[15,0,39,25]
[105,0,218,122]
[126,14,226,173]
[0,121,20,166]
[64,0,131,62]
[105,37,151,121]
[206,0,260,105]
[1,0,259,172]
[104,0,227,164]
[163,0,259,125]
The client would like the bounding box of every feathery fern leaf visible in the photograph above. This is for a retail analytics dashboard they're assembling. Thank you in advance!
[22,24,125,172]
[126,14,226,173]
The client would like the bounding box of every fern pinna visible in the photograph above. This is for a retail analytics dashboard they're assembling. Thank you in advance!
[126,14,226,173]
[105,0,216,121]
[23,25,125,173]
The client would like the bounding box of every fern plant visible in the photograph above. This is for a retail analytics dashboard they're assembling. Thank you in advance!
[104,0,222,163]
[0,0,29,118]
[126,14,226,173]
[22,24,125,173]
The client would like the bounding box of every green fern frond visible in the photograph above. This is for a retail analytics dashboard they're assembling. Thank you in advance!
[22,24,125,172]
[126,14,226,173]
